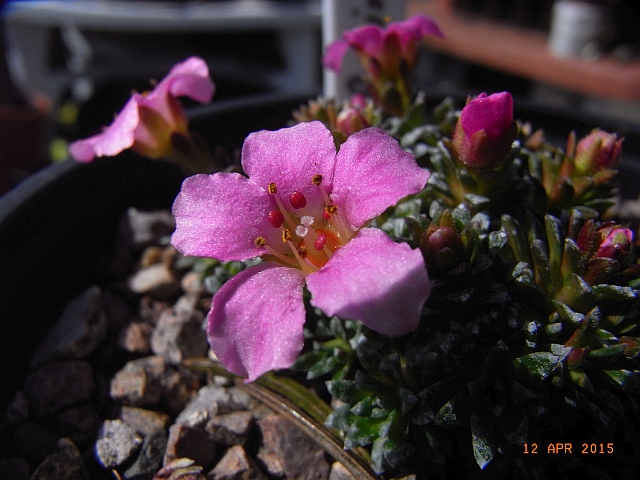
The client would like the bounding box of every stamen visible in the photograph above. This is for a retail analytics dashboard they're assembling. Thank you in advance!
[323,204,337,220]
[255,236,266,247]
[312,174,323,186]
[297,245,307,257]
[290,191,307,209]
[263,245,299,268]
[318,184,332,206]
[286,240,317,274]
[295,225,309,237]
[268,210,285,228]
[268,183,277,194]
[269,188,297,231]
[282,228,292,242]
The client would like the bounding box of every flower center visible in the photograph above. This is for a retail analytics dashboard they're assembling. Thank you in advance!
[255,175,352,274]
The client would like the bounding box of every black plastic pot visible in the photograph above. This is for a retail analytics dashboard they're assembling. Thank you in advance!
[0,92,310,412]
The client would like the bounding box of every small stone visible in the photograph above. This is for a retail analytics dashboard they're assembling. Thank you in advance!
[205,411,254,447]
[29,286,107,368]
[176,385,254,428]
[138,296,172,325]
[124,207,175,249]
[24,361,95,419]
[150,307,208,364]
[110,356,165,407]
[207,445,268,480]
[128,263,181,299]
[119,406,171,437]
[164,424,217,468]
[30,438,90,480]
[161,366,203,415]
[95,419,143,469]
[256,413,330,480]
[154,458,206,479]
[123,429,167,480]
[329,461,356,480]
[118,320,154,354]
[55,404,102,449]
[181,271,206,296]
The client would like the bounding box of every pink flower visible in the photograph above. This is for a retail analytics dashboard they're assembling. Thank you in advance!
[452,92,516,170]
[323,14,442,74]
[323,15,443,116]
[171,121,431,381]
[69,57,214,162]
[574,129,624,175]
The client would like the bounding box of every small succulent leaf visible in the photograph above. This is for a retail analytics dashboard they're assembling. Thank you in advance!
[544,214,563,283]
[379,353,404,384]
[398,388,418,415]
[329,316,348,341]
[470,415,497,470]
[569,368,594,391]
[489,230,508,251]
[550,343,573,361]
[345,415,384,449]
[524,320,538,351]
[327,380,364,403]
[325,404,354,431]
[531,239,551,292]
[588,344,626,363]
[552,300,584,325]
[556,274,596,313]
[513,352,560,380]
[452,203,471,230]
[500,411,528,447]
[592,284,637,302]
[596,329,619,343]
[502,215,531,264]
[565,307,601,348]
[351,396,375,416]
[604,369,640,392]
[308,353,342,379]
[545,322,563,336]
[434,397,463,427]
[561,239,585,279]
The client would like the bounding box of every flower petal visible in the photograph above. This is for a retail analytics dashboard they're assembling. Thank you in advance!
[171,173,278,261]
[242,121,337,217]
[344,25,384,58]
[322,39,351,73]
[207,263,306,382]
[161,56,215,104]
[330,127,429,229]
[307,228,430,336]
[68,96,139,162]
[388,14,444,51]
[461,92,513,140]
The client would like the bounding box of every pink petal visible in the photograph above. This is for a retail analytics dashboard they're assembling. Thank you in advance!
[461,92,513,140]
[330,127,429,229]
[306,228,430,337]
[323,39,351,73]
[164,56,215,104]
[241,122,337,219]
[171,173,279,261]
[388,14,443,51]
[344,24,384,57]
[68,96,140,161]
[207,263,306,382]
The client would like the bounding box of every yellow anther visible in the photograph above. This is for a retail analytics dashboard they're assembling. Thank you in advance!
[282,228,292,242]
[312,174,323,186]
[255,236,266,247]
[268,182,277,194]
[297,245,307,258]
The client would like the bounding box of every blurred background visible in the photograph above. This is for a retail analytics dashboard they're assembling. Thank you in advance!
[1,0,639,195]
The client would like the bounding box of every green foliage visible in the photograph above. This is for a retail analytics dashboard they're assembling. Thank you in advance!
[289,93,640,478]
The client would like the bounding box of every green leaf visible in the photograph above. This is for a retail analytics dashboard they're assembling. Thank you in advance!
[588,344,626,363]
[545,214,563,288]
[592,284,637,302]
[513,352,560,380]
[470,415,497,470]
[345,416,385,449]
[604,369,640,391]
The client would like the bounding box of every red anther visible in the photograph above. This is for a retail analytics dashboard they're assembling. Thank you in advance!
[323,204,337,220]
[268,210,285,228]
[290,191,307,209]
[314,233,327,250]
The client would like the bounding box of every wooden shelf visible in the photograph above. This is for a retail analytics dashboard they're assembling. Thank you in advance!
[407,0,640,101]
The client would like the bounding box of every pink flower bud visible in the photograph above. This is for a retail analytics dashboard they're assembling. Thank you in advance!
[452,92,516,170]
[574,129,623,175]
[597,227,633,260]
